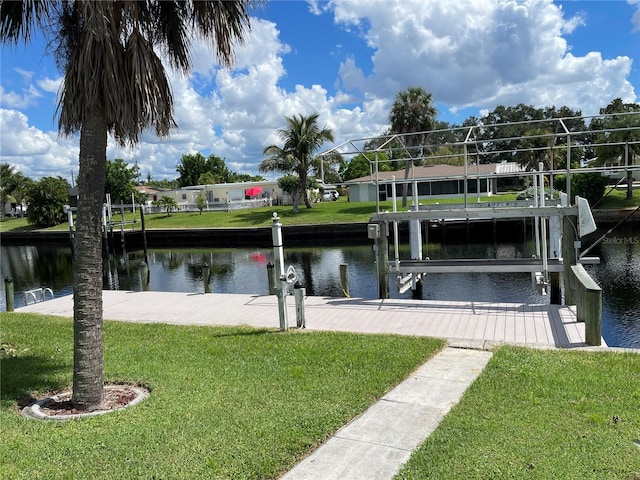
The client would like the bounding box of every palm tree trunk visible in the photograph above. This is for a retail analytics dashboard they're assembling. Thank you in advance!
[301,172,313,209]
[292,186,301,214]
[72,112,107,410]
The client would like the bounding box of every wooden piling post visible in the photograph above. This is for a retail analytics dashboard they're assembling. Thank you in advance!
[4,278,14,312]
[571,264,602,346]
[376,222,389,299]
[139,206,149,264]
[339,264,350,297]
[202,264,211,293]
[139,262,149,291]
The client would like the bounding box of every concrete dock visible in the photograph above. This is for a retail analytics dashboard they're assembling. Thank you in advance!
[18,290,597,349]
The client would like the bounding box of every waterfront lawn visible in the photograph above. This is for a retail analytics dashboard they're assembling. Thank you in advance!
[19,193,517,232]
[395,346,640,480]
[0,312,444,480]
[595,187,640,209]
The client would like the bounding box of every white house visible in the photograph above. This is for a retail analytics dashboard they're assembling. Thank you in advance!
[345,162,525,202]
[155,180,293,211]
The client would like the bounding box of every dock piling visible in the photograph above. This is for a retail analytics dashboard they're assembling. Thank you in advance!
[4,278,14,312]
[339,264,350,298]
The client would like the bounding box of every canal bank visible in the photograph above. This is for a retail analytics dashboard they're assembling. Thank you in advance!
[2,208,637,250]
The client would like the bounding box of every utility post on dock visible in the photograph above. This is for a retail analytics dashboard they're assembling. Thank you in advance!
[271,213,288,330]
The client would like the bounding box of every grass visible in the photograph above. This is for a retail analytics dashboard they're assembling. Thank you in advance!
[594,187,640,209]
[395,346,640,480]
[0,312,445,480]
[1,190,636,234]
[0,194,518,232]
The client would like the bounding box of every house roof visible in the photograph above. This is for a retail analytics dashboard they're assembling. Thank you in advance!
[135,185,167,194]
[345,162,524,184]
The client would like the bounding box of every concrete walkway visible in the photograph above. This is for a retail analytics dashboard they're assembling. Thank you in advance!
[281,347,492,480]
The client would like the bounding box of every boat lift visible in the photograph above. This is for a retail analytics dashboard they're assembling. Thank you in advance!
[317,113,640,301]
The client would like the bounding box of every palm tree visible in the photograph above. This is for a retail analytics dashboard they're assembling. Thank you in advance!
[260,113,334,213]
[1,1,252,411]
[389,87,437,207]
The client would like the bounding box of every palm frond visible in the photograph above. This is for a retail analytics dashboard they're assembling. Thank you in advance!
[0,0,50,43]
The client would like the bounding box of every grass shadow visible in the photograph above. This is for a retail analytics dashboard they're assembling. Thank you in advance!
[0,354,70,409]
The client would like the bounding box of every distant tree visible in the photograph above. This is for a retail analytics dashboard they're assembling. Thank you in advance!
[105,158,137,203]
[207,154,231,181]
[26,176,70,227]
[313,151,345,184]
[7,172,34,217]
[591,99,640,200]
[195,193,207,214]
[229,172,265,182]
[147,178,180,190]
[0,165,34,217]
[260,113,334,213]
[277,175,318,201]
[343,152,392,181]
[389,87,437,206]
[154,196,178,216]
[554,172,609,206]
[198,171,218,185]
[177,153,208,187]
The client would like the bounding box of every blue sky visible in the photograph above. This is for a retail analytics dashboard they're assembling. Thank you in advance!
[1,0,638,183]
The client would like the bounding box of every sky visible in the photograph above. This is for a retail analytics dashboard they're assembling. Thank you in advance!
[1,0,639,183]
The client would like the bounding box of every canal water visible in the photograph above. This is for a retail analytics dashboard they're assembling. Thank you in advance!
[1,224,638,348]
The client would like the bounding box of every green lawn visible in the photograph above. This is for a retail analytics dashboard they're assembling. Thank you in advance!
[0,194,518,232]
[396,346,640,480]
[594,187,640,209]
[0,313,444,480]
[3,316,640,479]
[2,189,636,234]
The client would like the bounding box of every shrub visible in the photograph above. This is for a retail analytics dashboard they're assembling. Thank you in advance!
[553,172,609,205]
[26,176,70,227]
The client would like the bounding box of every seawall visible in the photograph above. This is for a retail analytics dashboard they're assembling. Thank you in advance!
[1,209,636,250]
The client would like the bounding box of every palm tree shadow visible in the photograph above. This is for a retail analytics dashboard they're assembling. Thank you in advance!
[0,355,69,409]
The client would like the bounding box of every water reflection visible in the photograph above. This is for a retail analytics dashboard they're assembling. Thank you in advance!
[1,223,638,348]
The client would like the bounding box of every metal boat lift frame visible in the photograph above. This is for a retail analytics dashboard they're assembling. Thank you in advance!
[318,112,639,300]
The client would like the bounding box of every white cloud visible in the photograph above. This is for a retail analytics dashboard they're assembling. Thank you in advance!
[330,0,636,116]
[0,85,42,109]
[630,0,640,32]
[0,109,77,179]
[0,1,637,182]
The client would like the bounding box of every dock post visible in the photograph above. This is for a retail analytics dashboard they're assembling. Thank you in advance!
[202,264,211,293]
[65,205,75,259]
[339,264,350,297]
[139,262,149,291]
[562,214,578,305]
[267,262,276,295]
[293,281,306,328]
[139,206,149,264]
[4,278,14,312]
[271,213,288,330]
[377,222,389,299]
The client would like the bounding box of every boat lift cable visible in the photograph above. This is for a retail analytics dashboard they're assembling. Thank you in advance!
[580,204,640,259]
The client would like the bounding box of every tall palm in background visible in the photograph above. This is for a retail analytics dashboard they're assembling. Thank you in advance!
[260,113,334,213]
[389,87,436,207]
[1,0,252,410]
